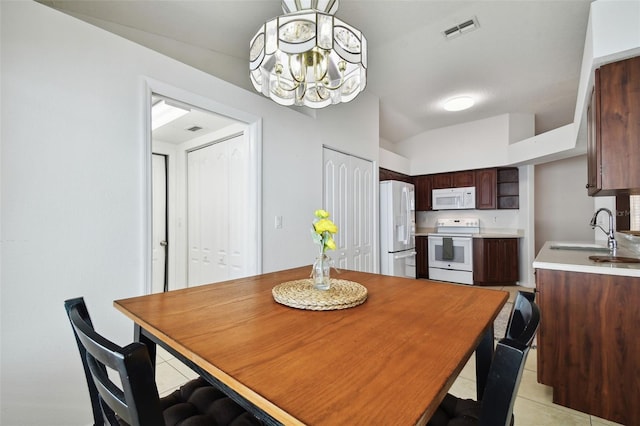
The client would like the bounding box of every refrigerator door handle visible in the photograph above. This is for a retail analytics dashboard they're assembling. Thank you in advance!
[401,186,409,245]
[394,251,417,260]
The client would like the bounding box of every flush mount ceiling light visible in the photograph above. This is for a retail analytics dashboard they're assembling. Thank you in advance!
[249,0,367,109]
[152,100,190,130]
[443,96,475,112]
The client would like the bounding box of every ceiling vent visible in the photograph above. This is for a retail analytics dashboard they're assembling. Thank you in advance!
[185,125,203,132]
[443,17,480,40]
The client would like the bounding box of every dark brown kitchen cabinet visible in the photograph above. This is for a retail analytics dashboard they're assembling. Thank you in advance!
[394,166,519,211]
[497,167,519,209]
[536,268,640,425]
[587,55,640,196]
[414,175,432,211]
[472,238,518,285]
[431,173,452,189]
[431,171,475,189]
[475,168,497,209]
[379,167,412,183]
[452,170,475,187]
[587,84,599,195]
[415,236,429,278]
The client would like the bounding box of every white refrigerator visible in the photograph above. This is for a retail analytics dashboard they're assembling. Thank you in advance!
[379,180,416,278]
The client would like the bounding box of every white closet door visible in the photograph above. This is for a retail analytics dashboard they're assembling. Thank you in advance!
[187,148,202,285]
[227,136,248,279]
[323,148,375,273]
[323,149,350,269]
[187,141,229,286]
[187,135,247,286]
[350,155,375,272]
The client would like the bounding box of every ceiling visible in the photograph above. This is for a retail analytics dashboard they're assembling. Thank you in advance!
[152,96,240,145]
[39,0,594,145]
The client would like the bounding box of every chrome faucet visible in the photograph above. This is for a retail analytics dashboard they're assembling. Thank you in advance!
[590,208,617,253]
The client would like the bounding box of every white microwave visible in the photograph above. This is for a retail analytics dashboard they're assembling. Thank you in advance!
[432,187,476,210]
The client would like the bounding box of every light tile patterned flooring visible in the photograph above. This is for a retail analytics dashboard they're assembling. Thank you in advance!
[154,285,623,425]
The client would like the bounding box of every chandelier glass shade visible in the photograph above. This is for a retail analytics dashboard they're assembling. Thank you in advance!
[250,0,367,108]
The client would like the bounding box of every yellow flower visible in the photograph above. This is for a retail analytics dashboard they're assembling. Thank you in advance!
[314,209,330,219]
[324,237,336,251]
[314,218,338,234]
[311,209,338,253]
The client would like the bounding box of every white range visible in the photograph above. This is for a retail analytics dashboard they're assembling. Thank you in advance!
[427,218,479,285]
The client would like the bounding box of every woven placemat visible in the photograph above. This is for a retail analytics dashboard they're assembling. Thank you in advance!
[272,278,368,311]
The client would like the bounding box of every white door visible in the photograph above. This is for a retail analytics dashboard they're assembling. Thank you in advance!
[151,154,168,293]
[187,135,247,286]
[227,138,249,278]
[323,148,375,272]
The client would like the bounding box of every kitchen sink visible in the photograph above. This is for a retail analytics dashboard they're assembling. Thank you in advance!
[588,255,640,263]
[549,243,610,252]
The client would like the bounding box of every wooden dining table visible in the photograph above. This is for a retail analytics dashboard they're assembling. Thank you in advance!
[114,266,508,426]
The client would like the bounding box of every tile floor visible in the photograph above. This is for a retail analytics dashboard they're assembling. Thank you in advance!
[154,284,623,425]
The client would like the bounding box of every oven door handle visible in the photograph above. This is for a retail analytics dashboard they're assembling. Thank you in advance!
[394,251,417,260]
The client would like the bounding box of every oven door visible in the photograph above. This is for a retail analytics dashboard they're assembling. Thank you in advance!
[427,234,473,271]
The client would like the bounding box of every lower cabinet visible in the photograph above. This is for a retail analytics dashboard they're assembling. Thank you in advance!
[536,268,640,425]
[472,238,519,285]
[416,236,429,279]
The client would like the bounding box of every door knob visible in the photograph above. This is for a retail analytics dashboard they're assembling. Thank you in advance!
[160,240,168,247]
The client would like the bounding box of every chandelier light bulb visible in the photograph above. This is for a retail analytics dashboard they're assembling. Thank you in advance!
[250,0,367,109]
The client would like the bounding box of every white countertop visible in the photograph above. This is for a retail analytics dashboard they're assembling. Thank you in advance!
[533,241,640,278]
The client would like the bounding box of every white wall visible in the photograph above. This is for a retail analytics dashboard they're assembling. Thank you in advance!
[379,148,411,175]
[0,2,379,424]
[396,113,534,175]
[534,155,595,253]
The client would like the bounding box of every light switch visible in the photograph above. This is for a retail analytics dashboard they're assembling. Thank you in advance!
[275,215,283,229]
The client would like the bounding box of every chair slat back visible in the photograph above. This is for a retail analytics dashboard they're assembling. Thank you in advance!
[479,291,540,426]
[65,297,164,426]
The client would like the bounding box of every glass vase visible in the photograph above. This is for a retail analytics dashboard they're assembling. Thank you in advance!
[312,254,331,291]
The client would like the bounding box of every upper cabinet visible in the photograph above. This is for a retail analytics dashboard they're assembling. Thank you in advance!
[587,55,640,196]
[431,171,476,189]
[411,167,518,211]
[431,173,452,189]
[379,168,412,183]
[475,168,497,209]
[497,168,519,209]
[453,171,475,187]
[414,175,432,211]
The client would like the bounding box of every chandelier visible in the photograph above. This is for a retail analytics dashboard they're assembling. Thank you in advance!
[250,0,367,108]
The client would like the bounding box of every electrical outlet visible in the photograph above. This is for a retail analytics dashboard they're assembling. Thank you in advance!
[275,216,283,229]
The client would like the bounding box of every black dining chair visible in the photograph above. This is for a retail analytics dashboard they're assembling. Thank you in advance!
[427,291,540,426]
[64,297,262,426]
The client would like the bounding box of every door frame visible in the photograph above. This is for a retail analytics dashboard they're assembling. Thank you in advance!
[142,78,262,294]
[151,153,169,292]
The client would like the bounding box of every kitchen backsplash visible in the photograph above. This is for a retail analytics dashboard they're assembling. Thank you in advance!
[416,209,522,233]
